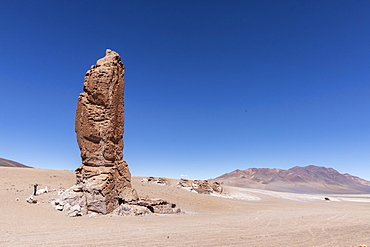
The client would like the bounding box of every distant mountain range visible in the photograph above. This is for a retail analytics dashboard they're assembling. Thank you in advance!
[212,165,370,194]
[0,158,31,168]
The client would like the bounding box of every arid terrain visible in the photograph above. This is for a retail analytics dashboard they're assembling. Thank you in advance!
[0,158,31,168]
[1,167,370,247]
[212,165,370,194]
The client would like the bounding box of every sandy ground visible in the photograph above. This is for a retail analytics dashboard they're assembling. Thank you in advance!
[1,167,370,247]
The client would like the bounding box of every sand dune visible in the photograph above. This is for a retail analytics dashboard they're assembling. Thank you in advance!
[1,167,370,246]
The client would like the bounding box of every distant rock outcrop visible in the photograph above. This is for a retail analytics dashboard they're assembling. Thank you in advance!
[0,158,31,168]
[57,50,180,216]
[141,177,169,185]
[213,165,370,194]
[177,179,223,194]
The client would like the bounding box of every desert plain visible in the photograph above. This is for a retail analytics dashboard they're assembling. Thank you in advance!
[1,167,370,247]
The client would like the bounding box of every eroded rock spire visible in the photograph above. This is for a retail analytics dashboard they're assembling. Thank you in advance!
[60,50,137,216]
[57,50,180,217]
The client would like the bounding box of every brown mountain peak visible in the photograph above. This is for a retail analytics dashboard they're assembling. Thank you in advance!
[0,158,31,168]
[213,165,370,194]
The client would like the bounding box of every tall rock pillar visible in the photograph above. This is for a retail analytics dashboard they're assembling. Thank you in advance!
[72,49,137,215]
[57,49,180,217]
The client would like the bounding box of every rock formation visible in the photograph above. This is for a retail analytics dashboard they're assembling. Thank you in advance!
[74,49,137,214]
[177,179,223,194]
[141,177,169,185]
[57,49,180,216]
[58,50,137,215]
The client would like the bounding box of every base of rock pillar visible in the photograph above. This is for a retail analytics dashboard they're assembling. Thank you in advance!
[57,187,181,217]
[58,160,138,216]
[57,50,181,217]
[57,161,181,217]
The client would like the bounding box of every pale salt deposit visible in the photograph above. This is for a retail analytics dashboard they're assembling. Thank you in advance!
[227,187,335,202]
[213,192,261,201]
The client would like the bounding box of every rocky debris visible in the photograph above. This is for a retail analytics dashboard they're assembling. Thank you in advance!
[54,191,180,216]
[57,186,87,216]
[131,198,180,214]
[192,180,213,194]
[151,203,181,214]
[112,198,180,216]
[36,187,49,195]
[141,177,168,185]
[26,196,37,204]
[211,181,223,193]
[177,179,223,194]
[55,204,63,211]
[113,204,151,216]
[178,178,192,188]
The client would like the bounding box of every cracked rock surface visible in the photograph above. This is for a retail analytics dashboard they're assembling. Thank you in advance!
[60,50,137,216]
[58,50,180,216]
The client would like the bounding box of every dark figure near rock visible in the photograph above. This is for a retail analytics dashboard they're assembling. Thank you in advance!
[33,184,38,196]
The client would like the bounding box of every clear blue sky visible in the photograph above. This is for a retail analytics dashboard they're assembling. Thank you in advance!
[1,0,369,180]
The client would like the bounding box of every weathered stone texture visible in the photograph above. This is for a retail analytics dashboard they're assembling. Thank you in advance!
[75,49,125,168]
[62,49,137,215]
[57,49,180,216]
[177,178,223,194]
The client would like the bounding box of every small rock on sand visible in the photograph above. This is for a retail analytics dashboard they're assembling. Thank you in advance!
[26,196,37,204]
